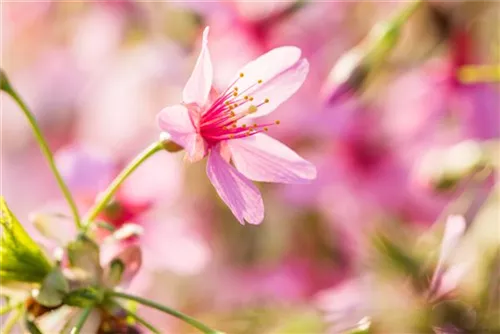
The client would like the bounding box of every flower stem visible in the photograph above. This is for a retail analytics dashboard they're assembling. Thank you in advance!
[70,307,93,334]
[1,70,82,229]
[0,302,23,316]
[109,291,222,334]
[82,141,164,232]
[393,0,422,28]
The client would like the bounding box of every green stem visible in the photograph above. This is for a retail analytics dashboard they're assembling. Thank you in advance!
[0,306,23,334]
[82,141,163,232]
[1,71,82,229]
[109,291,222,334]
[393,0,422,28]
[70,307,93,334]
[0,302,23,316]
[111,301,160,334]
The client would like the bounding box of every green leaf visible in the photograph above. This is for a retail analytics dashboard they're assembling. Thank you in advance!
[0,197,52,283]
[34,267,69,307]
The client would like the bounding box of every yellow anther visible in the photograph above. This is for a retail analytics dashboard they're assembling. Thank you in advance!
[275,120,281,125]
[253,123,258,127]
[258,79,263,84]
[224,101,230,106]
[264,127,269,131]
[264,98,270,103]
[248,105,258,114]
[239,73,244,78]
[229,105,234,110]
[249,97,254,101]
[244,96,249,100]
[234,86,239,91]
[232,124,237,128]
[230,111,236,117]
[233,103,239,108]
[233,92,238,97]
[242,124,247,128]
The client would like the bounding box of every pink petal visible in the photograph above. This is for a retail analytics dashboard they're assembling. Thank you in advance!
[228,133,317,184]
[438,215,466,268]
[185,133,207,162]
[157,104,196,147]
[229,47,308,118]
[183,27,213,106]
[206,148,264,225]
[437,262,471,298]
[430,215,466,291]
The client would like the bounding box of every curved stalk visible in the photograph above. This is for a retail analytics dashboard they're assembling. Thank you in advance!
[109,291,222,334]
[82,141,164,232]
[1,71,82,228]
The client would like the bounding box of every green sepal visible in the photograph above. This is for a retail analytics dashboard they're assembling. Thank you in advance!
[63,287,104,307]
[34,267,69,307]
[0,197,52,283]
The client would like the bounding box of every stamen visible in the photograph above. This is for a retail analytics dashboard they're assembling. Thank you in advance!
[264,98,270,103]
[275,120,281,125]
[258,79,263,84]
[248,105,258,114]
[264,127,268,131]
[240,73,244,78]
[233,92,238,97]
[249,97,254,101]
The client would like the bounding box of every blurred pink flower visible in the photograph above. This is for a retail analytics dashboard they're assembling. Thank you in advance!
[157,27,316,225]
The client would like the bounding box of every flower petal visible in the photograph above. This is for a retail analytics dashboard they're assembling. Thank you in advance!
[228,133,317,184]
[185,132,207,162]
[31,212,77,246]
[157,104,196,147]
[183,27,213,106]
[430,215,467,293]
[438,215,466,266]
[206,148,264,225]
[229,47,308,118]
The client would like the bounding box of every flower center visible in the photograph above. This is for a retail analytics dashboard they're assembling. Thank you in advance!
[199,73,280,145]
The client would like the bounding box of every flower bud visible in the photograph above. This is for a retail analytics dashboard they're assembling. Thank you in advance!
[0,68,12,92]
[67,234,102,284]
[416,140,486,191]
[323,1,421,104]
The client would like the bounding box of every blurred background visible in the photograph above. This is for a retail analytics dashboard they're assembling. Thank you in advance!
[2,1,499,333]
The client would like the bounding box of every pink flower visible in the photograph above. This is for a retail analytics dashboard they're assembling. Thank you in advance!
[157,27,316,225]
